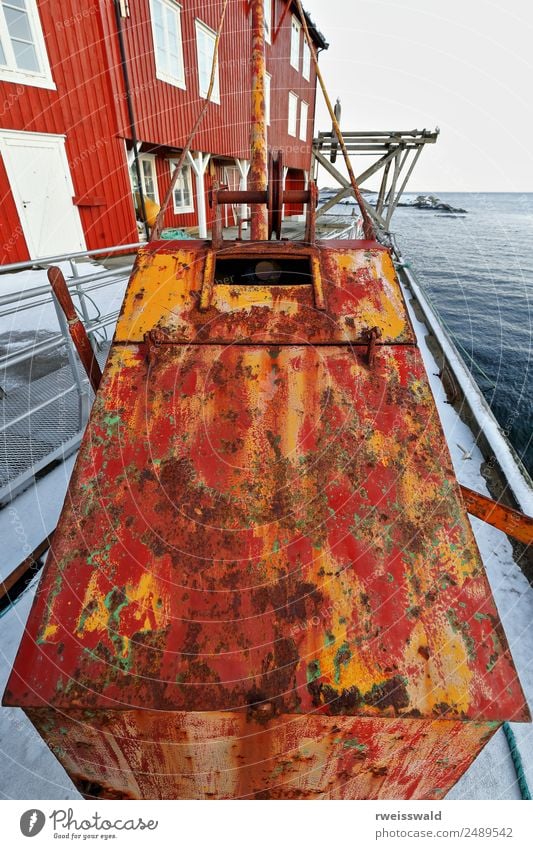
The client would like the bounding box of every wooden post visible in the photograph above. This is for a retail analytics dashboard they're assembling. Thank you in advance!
[187,151,211,239]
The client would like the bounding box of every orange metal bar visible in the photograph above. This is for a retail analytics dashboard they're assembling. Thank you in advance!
[250,0,269,240]
[0,535,52,604]
[48,266,102,394]
[460,484,533,545]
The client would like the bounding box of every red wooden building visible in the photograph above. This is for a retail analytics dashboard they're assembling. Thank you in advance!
[0,1,326,263]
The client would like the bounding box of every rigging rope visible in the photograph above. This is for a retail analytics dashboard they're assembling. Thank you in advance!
[151,0,229,240]
[294,0,375,241]
[503,722,531,800]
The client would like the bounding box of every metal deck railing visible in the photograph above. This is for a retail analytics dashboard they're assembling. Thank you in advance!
[0,244,140,505]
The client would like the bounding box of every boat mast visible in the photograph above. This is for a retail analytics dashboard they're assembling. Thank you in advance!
[249,0,269,240]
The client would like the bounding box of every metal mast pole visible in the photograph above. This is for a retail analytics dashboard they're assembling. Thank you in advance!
[250,0,269,240]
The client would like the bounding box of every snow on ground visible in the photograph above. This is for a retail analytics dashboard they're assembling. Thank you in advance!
[0,455,76,584]
[0,261,531,800]
[0,456,80,800]
[0,260,130,338]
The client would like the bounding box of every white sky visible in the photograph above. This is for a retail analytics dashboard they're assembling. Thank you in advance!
[303,0,533,191]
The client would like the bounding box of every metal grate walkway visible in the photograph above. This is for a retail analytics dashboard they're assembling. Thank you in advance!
[0,347,109,505]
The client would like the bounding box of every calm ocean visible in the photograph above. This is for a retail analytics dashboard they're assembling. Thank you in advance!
[389,193,532,479]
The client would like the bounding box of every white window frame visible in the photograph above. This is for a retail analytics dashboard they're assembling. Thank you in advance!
[265,71,271,126]
[299,100,308,141]
[264,0,272,45]
[290,15,301,71]
[195,19,220,104]
[288,91,298,137]
[302,40,311,81]
[149,0,186,90]
[138,154,159,204]
[0,0,55,90]
[169,159,194,214]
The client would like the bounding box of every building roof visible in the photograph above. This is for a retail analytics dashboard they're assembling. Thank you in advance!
[296,4,329,50]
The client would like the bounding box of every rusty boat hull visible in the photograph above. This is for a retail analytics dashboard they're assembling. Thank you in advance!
[4,239,529,799]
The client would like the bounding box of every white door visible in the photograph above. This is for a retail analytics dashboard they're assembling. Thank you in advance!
[0,130,86,258]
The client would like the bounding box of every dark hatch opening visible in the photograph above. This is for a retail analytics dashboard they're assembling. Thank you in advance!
[214,257,313,287]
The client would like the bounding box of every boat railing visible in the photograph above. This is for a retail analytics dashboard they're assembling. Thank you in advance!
[0,243,141,506]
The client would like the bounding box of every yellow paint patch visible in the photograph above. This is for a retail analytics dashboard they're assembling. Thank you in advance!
[116,250,198,340]
[399,466,441,525]
[215,285,274,311]
[76,571,108,636]
[429,628,472,714]
[40,623,58,642]
[368,430,401,467]
[125,571,168,631]
[404,619,473,715]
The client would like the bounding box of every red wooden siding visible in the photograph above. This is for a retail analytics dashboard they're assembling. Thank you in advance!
[267,0,318,172]
[103,1,320,168]
[101,1,252,160]
[0,1,137,263]
[0,1,324,261]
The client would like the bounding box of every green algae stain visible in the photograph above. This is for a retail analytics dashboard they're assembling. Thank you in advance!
[324,632,335,648]
[103,413,121,436]
[343,738,367,751]
[87,543,112,567]
[104,587,131,668]
[306,660,321,684]
[446,608,476,663]
[333,641,352,685]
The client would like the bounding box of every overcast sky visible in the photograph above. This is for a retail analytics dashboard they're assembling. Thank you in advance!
[303,0,533,192]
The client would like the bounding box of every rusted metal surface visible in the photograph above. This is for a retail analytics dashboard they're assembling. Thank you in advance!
[364,326,382,368]
[27,709,497,800]
[460,484,533,546]
[250,0,268,240]
[5,239,529,799]
[48,267,103,393]
[115,242,415,345]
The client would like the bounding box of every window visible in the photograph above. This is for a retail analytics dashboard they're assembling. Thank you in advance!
[195,19,220,103]
[302,41,311,80]
[141,157,159,202]
[288,91,298,137]
[169,160,194,214]
[150,0,185,88]
[299,100,308,141]
[290,15,300,70]
[264,0,272,44]
[265,71,271,126]
[130,155,159,203]
[0,0,54,89]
